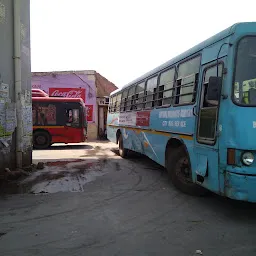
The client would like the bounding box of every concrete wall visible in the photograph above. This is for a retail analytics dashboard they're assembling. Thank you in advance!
[0,0,32,170]
[20,0,32,166]
[0,0,15,170]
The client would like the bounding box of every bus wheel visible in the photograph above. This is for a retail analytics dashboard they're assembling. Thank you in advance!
[118,134,128,158]
[167,146,206,196]
[33,131,51,150]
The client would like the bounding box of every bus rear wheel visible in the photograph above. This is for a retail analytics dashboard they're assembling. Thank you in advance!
[33,131,51,149]
[167,146,206,196]
[118,134,128,158]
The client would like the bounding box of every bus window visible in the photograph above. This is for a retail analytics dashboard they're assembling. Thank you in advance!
[33,103,57,126]
[234,36,256,105]
[32,107,37,125]
[68,109,73,123]
[121,90,128,112]
[197,64,222,143]
[127,86,136,111]
[108,96,113,112]
[135,82,145,110]
[158,68,175,106]
[112,96,117,112]
[73,109,80,125]
[66,108,80,127]
[145,76,158,108]
[116,94,121,112]
[176,56,200,104]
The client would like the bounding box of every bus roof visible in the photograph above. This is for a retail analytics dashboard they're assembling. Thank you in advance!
[32,96,85,104]
[111,22,256,96]
[32,89,49,97]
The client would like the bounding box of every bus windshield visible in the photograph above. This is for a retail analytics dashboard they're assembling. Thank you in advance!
[234,36,256,105]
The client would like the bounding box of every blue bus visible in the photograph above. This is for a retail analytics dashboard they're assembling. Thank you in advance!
[107,22,256,202]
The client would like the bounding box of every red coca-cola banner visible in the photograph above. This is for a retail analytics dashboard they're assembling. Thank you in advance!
[49,88,86,102]
[85,105,93,122]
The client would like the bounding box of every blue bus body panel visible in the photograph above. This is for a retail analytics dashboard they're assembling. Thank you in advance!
[108,123,194,168]
[225,107,256,152]
[150,106,195,135]
[108,22,256,203]
[224,172,256,202]
[217,22,256,200]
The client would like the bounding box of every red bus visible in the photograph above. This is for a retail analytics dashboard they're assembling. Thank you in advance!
[31,89,49,97]
[32,96,87,149]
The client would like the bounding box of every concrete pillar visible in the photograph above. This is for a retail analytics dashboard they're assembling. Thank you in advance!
[0,0,32,170]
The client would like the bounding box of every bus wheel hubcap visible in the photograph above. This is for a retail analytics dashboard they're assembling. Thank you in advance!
[37,136,46,145]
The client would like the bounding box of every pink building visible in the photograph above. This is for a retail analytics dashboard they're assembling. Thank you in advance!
[32,70,117,140]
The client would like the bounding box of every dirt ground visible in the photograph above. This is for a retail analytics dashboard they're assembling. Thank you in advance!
[0,141,256,256]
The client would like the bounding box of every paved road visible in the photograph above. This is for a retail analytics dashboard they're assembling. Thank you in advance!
[0,142,256,256]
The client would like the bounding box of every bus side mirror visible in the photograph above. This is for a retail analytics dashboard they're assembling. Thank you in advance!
[206,76,222,104]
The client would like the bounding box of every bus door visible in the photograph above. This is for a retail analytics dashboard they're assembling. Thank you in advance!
[193,62,224,192]
[64,103,83,142]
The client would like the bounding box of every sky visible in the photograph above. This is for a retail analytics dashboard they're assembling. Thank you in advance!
[30,0,256,87]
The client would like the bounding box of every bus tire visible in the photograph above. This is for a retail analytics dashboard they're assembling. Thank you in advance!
[33,131,51,150]
[118,134,128,158]
[167,146,206,196]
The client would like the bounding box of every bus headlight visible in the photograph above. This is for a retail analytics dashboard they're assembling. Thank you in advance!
[241,152,254,166]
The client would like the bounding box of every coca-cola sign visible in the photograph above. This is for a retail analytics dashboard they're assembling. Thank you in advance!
[49,88,86,102]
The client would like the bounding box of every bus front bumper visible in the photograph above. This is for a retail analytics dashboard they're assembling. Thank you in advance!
[225,171,256,202]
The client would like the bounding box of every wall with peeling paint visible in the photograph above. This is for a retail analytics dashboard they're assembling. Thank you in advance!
[0,0,32,170]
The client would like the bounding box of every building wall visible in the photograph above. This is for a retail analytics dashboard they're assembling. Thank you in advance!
[32,71,98,140]
[0,0,32,170]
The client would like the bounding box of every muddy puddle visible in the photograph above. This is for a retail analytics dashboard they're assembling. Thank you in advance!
[0,159,106,195]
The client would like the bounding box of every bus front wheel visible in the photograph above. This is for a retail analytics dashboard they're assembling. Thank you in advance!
[33,131,51,150]
[118,134,128,158]
[167,146,206,196]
